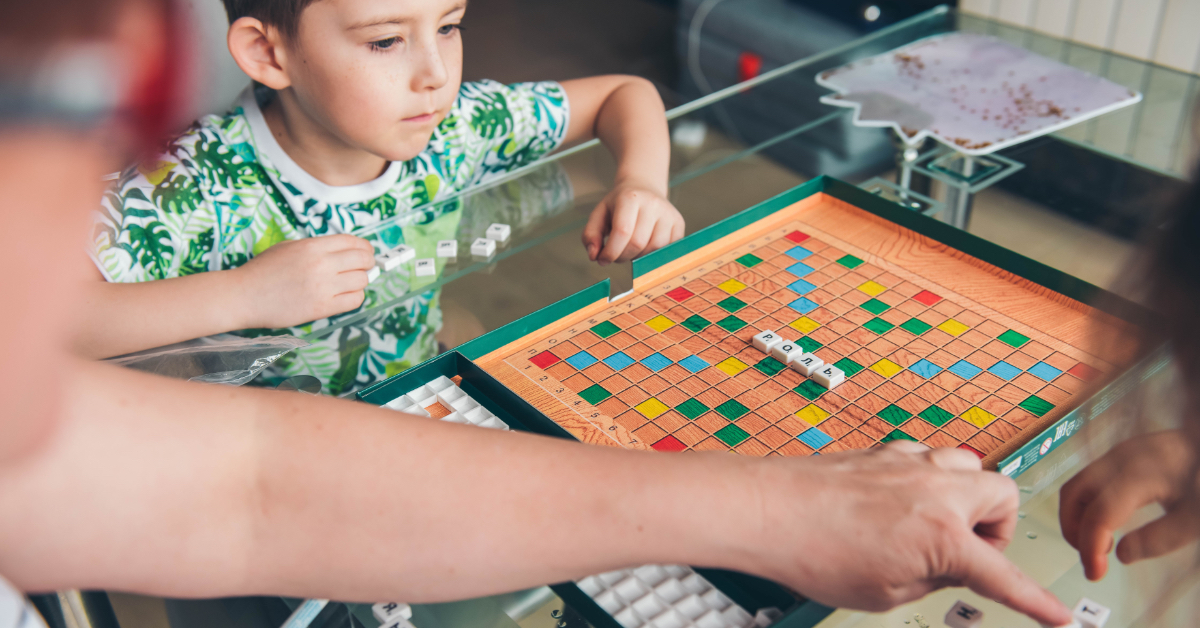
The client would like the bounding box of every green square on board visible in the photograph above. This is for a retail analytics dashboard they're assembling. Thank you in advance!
[837,255,864,269]
[863,317,895,335]
[1019,395,1055,417]
[676,398,709,420]
[878,404,913,426]
[717,296,747,312]
[833,357,864,376]
[998,329,1031,348]
[860,299,890,315]
[881,429,917,443]
[754,356,788,376]
[796,336,823,353]
[794,379,827,401]
[714,424,751,447]
[682,315,710,333]
[716,316,747,332]
[918,405,954,427]
[900,318,933,335]
[578,384,611,405]
[590,321,621,339]
[714,399,750,420]
[736,254,763,268]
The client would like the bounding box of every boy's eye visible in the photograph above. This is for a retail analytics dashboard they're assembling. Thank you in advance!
[438,24,462,36]
[368,37,400,51]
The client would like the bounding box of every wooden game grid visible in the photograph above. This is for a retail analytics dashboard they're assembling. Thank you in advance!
[483,196,1116,466]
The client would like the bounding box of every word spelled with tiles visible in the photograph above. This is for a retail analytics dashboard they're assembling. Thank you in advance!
[576,564,772,628]
[372,603,414,628]
[944,600,982,628]
[383,376,510,430]
[509,227,1106,458]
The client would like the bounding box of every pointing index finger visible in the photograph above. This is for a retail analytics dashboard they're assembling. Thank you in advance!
[959,536,1073,626]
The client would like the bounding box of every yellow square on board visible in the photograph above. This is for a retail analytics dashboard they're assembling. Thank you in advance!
[869,358,903,378]
[718,279,746,294]
[789,316,821,334]
[961,406,996,428]
[796,404,831,425]
[716,357,749,377]
[937,319,970,336]
[857,280,887,297]
[635,398,670,420]
[645,315,676,333]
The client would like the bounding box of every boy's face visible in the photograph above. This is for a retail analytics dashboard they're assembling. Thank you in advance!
[283,0,465,162]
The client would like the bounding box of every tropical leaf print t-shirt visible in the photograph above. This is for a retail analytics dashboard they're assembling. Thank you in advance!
[91,81,569,393]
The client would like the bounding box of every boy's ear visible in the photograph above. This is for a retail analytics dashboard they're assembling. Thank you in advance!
[227,17,292,90]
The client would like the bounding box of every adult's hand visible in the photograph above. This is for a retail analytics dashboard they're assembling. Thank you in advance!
[736,442,1072,626]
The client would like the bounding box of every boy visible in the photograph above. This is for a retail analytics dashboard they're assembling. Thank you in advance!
[84,0,685,393]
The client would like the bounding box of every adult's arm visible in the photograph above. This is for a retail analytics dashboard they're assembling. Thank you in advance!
[0,361,1070,625]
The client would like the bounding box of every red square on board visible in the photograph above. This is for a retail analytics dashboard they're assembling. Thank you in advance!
[784,230,810,244]
[1067,363,1101,382]
[530,351,561,369]
[666,287,694,302]
[652,435,687,452]
[957,443,985,459]
[913,290,942,306]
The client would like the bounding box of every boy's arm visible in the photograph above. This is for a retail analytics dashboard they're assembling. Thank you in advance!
[75,234,376,359]
[0,361,1069,626]
[561,77,685,265]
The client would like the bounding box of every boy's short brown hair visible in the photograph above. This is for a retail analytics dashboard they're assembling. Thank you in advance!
[221,0,319,38]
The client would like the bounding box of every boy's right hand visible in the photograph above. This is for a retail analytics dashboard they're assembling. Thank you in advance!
[234,234,376,329]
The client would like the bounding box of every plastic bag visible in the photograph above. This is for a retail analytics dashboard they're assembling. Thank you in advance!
[106,334,310,386]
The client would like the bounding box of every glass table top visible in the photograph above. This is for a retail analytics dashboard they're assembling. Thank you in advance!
[237,6,1199,628]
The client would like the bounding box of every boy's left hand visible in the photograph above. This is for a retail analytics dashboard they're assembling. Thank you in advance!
[582,182,684,265]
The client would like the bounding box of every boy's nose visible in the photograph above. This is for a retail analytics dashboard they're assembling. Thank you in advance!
[411,42,449,92]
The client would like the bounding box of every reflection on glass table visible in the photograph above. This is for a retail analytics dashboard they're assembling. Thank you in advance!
[236,6,1199,628]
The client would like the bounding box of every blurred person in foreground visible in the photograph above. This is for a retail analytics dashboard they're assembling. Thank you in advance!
[0,2,1073,627]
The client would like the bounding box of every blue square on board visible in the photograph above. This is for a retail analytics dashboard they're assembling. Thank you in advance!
[642,352,673,372]
[788,279,817,294]
[603,352,635,371]
[785,246,814,261]
[798,428,833,450]
[1029,361,1063,381]
[988,360,1022,380]
[788,297,819,314]
[910,359,943,379]
[786,262,815,277]
[948,360,982,380]
[565,351,598,370]
[679,355,709,373]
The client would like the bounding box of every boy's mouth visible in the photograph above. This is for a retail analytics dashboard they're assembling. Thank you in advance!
[402,112,438,124]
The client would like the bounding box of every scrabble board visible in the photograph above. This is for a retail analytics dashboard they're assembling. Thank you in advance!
[358,177,1149,628]
[465,178,1138,469]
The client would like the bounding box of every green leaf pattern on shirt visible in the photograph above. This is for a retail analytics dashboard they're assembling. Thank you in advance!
[92,80,570,394]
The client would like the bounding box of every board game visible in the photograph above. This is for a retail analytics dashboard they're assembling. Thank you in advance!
[357,177,1150,628]
[467,181,1132,469]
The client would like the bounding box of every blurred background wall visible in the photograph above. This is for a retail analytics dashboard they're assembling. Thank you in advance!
[960,0,1200,73]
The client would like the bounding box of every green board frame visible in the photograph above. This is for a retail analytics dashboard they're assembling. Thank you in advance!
[357,175,1157,628]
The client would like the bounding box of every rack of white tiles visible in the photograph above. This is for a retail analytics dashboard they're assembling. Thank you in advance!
[575,564,765,628]
[382,376,510,431]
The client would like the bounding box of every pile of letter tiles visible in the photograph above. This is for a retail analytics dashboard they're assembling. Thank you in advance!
[576,564,770,628]
[383,375,510,431]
